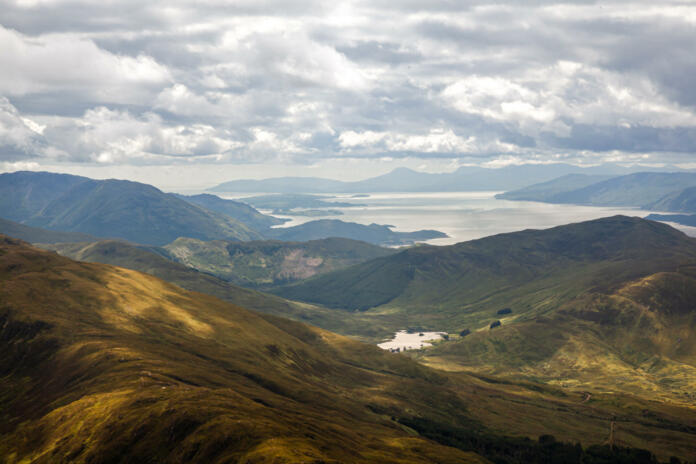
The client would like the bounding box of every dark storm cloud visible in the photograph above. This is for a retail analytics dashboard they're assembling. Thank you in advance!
[0,0,695,168]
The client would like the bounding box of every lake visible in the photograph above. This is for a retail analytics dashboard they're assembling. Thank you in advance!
[377,331,447,351]
[223,191,686,246]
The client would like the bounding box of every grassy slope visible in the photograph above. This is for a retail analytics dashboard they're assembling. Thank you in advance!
[274,217,696,403]
[164,236,396,287]
[2,238,696,462]
[37,240,368,338]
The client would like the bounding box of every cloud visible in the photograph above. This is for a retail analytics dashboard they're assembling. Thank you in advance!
[1,0,696,169]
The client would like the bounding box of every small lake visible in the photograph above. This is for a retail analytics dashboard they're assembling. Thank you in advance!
[378,330,447,351]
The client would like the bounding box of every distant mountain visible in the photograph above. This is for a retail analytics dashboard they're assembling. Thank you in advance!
[265,219,447,245]
[647,186,696,213]
[645,213,696,227]
[163,237,396,288]
[175,193,287,230]
[210,176,348,193]
[500,172,696,208]
[0,172,262,246]
[209,163,675,193]
[496,174,613,202]
[275,216,696,403]
[0,217,96,243]
[4,237,694,462]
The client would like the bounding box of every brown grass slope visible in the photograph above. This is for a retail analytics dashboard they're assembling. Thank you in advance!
[0,236,487,464]
[2,238,696,462]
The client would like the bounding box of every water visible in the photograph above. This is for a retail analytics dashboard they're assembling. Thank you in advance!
[377,331,447,351]
[222,191,687,245]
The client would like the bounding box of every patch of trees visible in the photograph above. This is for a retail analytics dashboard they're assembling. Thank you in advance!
[490,320,501,329]
[460,329,471,337]
[397,416,684,464]
[497,308,512,315]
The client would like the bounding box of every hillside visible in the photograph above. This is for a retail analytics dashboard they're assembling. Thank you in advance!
[2,237,695,462]
[496,174,613,202]
[0,171,89,221]
[0,172,262,245]
[648,186,696,213]
[266,219,447,245]
[164,236,396,287]
[37,239,364,336]
[500,172,696,208]
[0,217,96,244]
[175,193,287,230]
[275,217,696,404]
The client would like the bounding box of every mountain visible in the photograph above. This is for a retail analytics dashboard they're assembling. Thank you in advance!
[275,217,696,403]
[2,237,694,463]
[209,163,675,194]
[0,172,262,246]
[645,213,696,227]
[163,237,396,287]
[0,217,97,243]
[0,171,88,221]
[647,186,696,213]
[500,172,696,208]
[496,174,614,202]
[265,219,447,245]
[175,193,287,230]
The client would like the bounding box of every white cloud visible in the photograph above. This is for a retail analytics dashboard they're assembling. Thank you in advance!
[0,25,170,104]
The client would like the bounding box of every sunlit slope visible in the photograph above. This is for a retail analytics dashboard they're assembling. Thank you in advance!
[38,239,373,337]
[2,237,696,462]
[423,268,696,403]
[0,236,485,463]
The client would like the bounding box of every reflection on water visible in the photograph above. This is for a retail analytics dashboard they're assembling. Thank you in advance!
[222,191,689,245]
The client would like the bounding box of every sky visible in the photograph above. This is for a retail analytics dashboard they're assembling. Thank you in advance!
[1,0,695,188]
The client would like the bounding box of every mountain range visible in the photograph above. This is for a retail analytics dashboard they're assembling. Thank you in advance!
[209,163,683,193]
[0,171,445,246]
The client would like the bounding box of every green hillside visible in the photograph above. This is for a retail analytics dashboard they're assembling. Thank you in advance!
[164,236,396,287]
[2,237,695,462]
[0,171,89,221]
[275,217,696,402]
[0,172,263,245]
